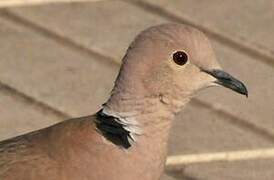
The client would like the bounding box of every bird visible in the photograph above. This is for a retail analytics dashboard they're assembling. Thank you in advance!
[0,23,248,180]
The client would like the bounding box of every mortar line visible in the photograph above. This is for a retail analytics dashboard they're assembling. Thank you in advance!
[0,7,273,143]
[166,148,274,168]
[124,0,274,68]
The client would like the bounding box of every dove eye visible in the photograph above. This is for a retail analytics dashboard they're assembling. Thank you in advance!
[172,51,188,66]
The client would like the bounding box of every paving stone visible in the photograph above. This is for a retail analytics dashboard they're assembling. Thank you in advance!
[0,88,61,141]
[8,1,274,133]
[8,0,168,62]
[169,101,272,155]
[180,159,274,180]
[0,16,118,117]
[135,0,274,61]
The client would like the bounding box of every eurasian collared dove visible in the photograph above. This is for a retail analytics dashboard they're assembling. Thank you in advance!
[0,23,247,180]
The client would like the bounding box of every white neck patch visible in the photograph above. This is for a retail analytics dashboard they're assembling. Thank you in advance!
[102,108,143,142]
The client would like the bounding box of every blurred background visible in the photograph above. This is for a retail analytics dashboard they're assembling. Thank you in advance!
[0,0,274,179]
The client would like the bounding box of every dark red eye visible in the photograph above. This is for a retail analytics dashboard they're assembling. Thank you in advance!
[172,51,188,65]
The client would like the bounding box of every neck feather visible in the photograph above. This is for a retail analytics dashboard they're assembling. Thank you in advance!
[98,89,190,149]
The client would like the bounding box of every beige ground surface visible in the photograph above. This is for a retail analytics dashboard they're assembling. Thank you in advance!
[0,0,274,179]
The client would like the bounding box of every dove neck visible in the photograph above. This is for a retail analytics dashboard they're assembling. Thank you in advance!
[105,97,164,132]
[102,89,190,177]
[104,89,189,137]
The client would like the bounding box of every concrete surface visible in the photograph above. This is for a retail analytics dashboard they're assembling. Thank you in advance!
[0,0,273,179]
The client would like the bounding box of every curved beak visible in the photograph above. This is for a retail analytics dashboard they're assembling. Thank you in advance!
[205,69,248,97]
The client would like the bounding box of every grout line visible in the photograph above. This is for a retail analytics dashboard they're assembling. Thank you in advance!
[0,0,106,8]
[166,148,274,168]
[0,7,273,144]
[124,0,274,68]
[0,82,71,120]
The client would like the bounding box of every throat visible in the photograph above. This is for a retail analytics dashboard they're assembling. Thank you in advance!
[95,93,177,150]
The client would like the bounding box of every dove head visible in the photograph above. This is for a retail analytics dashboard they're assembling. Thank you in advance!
[109,23,247,111]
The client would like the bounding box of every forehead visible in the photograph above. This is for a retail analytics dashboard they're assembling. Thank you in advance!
[133,23,220,70]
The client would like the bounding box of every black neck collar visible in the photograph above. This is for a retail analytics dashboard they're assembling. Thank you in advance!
[95,109,132,149]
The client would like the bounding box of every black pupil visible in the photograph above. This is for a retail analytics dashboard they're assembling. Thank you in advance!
[173,51,188,65]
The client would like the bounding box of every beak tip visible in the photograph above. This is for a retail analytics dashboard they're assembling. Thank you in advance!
[234,83,248,98]
[240,83,248,98]
[244,91,248,98]
[244,88,248,98]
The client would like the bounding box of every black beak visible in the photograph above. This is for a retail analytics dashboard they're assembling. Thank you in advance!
[205,69,248,97]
